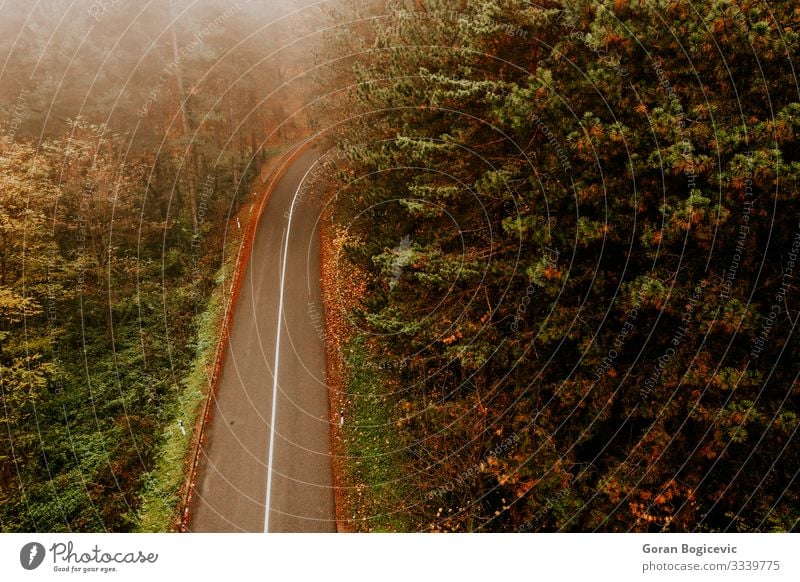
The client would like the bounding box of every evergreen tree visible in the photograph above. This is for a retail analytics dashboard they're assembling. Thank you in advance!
[324,0,800,531]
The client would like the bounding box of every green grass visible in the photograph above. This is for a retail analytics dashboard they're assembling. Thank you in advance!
[339,336,414,532]
[135,263,230,532]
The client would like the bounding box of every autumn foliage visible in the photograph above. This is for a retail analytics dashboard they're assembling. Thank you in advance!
[322,0,800,531]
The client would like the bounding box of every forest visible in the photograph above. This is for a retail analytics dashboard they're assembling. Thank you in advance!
[320,0,800,532]
[0,0,314,531]
[1,0,799,533]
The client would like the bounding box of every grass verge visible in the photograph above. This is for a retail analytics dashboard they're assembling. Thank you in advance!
[320,210,416,532]
[337,335,414,532]
[135,264,230,532]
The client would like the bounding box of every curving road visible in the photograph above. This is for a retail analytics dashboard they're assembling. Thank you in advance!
[189,148,336,532]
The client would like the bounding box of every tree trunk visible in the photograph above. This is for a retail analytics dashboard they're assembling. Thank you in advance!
[169,9,199,235]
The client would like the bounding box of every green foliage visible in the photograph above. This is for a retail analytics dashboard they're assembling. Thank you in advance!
[323,0,800,531]
[0,0,315,531]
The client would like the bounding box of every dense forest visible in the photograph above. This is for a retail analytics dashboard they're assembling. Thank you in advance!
[321,0,800,531]
[0,0,316,531]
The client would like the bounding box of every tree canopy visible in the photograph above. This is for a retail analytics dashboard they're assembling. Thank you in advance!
[0,0,318,531]
[322,0,800,531]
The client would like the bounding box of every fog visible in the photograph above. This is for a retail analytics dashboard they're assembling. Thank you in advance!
[0,0,324,142]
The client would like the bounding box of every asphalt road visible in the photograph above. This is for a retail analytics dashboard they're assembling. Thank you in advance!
[189,148,336,532]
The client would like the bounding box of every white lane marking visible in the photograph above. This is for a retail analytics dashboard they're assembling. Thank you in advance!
[264,155,320,533]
